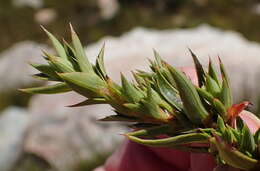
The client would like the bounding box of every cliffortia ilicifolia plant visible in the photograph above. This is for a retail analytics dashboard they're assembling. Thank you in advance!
[21,25,260,170]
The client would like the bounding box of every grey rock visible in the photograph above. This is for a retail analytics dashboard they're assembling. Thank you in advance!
[25,92,126,170]
[0,41,46,94]
[0,107,29,171]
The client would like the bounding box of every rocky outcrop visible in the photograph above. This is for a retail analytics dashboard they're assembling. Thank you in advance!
[0,41,46,93]
[0,107,29,171]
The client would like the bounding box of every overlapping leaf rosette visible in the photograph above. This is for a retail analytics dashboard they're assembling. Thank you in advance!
[22,25,260,170]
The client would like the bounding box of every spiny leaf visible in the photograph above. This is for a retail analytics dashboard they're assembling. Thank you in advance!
[99,115,138,122]
[126,125,171,137]
[127,133,210,147]
[70,24,94,73]
[121,74,144,103]
[123,103,141,111]
[95,43,107,79]
[153,49,163,68]
[239,123,256,154]
[220,78,232,108]
[205,74,221,97]
[227,125,241,144]
[132,72,147,89]
[208,58,220,85]
[217,115,226,134]
[62,39,81,72]
[62,39,76,56]
[46,54,74,72]
[211,136,258,170]
[212,98,227,119]
[140,86,172,121]
[155,71,182,111]
[223,127,236,144]
[59,72,107,98]
[236,116,245,131]
[41,26,67,59]
[189,49,205,87]
[254,128,260,144]
[105,79,125,103]
[32,73,58,81]
[218,56,230,86]
[141,99,169,121]
[20,83,71,94]
[196,87,227,119]
[30,63,60,80]
[68,98,106,107]
[169,66,209,125]
[147,85,173,113]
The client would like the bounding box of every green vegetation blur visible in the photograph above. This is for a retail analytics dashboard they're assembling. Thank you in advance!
[1,0,260,52]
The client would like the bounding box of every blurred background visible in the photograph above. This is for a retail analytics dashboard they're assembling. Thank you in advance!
[2,0,260,171]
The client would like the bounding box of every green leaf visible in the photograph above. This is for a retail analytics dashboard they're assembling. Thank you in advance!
[63,39,81,72]
[228,126,241,143]
[46,54,74,73]
[169,66,209,125]
[236,116,244,131]
[132,72,147,89]
[217,115,226,134]
[32,73,58,81]
[155,71,182,111]
[123,103,141,111]
[30,63,60,80]
[220,78,232,108]
[212,98,227,119]
[121,74,144,103]
[70,24,94,73]
[239,123,256,154]
[196,87,214,102]
[148,85,173,112]
[223,127,237,144]
[208,59,220,85]
[59,72,107,98]
[68,98,106,107]
[99,115,138,122]
[141,100,166,121]
[95,43,107,79]
[218,57,230,86]
[189,49,205,87]
[211,136,258,170]
[20,83,71,94]
[126,125,171,137]
[205,74,221,97]
[153,49,163,68]
[196,87,227,119]
[62,39,76,57]
[41,26,67,59]
[127,133,210,147]
[139,85,172,121]
[254,128,260,143]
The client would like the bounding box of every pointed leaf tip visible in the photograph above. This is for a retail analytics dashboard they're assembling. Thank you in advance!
[20,83,71,94]
[71,26,93,73]
[188,48,205,87]
[41,27,68,60]
[169,66,209,124]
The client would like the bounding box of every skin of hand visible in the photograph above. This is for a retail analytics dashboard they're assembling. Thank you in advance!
[94,67,260,171]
